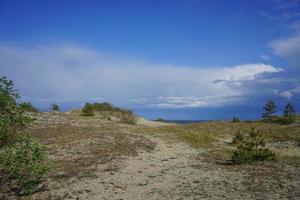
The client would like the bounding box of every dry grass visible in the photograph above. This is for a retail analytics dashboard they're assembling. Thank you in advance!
[134,120,300,165]
[30,119,155,180]
[29,112,300,174]
[145,120,300,146]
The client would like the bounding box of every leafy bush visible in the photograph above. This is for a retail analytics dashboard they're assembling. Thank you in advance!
[0,76,51,196]
[0,135,51,195]
[19,102,39,112]
[81,103,95,116]
[231,116,240,123]
[0,76,30,148]
[231,128,275,164]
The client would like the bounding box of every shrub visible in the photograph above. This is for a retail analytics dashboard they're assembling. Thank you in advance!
[81,103,95,116]
[231,116,240,123]
[0,76,51,196]
[231,128,275,164]
[91,102,115,111]
[156,118,165,122]
[119,110,137,124]
[0,135,51,195]
[0,76,30,148]
[232,130,244,145]
[19,102,39,112]
[81,102,137,124]
[51,102,60,112]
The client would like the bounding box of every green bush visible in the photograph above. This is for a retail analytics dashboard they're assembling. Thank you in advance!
[81,103,95,116]
[231,116,240,123]
[0,76,30,148]
[119,110,137,124]
[232,130,244,145]
[231,128,275,164]
[51,102,60,112]
[19,102,39,112]
[156,118,165,122]
[81,102,137,124]
[0,76,51,196]
[0,135,51,195]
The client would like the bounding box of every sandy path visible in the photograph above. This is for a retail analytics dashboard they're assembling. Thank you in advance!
[46,135,202,200]
[38,133,299,200]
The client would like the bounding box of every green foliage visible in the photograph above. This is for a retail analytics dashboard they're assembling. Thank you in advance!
[231,128,275,164]
[282,102,296,124]
[261,102,296,124]
[231,116,240,123]
[156,118,165,122]
[80,102,137,124]
[19,102,39,112]
[0,135,51,195]
[262,100,277,120]
[81,103,95,116]
[232,130,244,144]
[119,110,137,124]
[51,102,60,112]
[91,102,117,111]
[0,76,31,148]
[0,76,51,196]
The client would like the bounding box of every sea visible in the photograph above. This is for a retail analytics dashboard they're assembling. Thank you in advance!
[163,120,212,124]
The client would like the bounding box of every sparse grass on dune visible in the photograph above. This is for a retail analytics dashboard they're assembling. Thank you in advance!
[30,112,300,169]
[30,122,155,180]
[136,120,300,165]
[20,112,299,199]
[145,120,300,146]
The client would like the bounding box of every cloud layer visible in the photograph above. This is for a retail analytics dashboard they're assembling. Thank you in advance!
[0,43,284,109]
[271,33,300,67]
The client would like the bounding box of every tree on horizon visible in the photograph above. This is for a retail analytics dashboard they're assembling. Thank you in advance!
[283,102,296,123]
[262,100,277,120]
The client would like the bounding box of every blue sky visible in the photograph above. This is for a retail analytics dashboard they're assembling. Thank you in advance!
[0,0,300,120]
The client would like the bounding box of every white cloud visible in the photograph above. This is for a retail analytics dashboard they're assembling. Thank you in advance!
[278,85,300,98]
[271,33,300,67]
[0,43,283,108]
[260,54,271,61]
[146,95,245,108]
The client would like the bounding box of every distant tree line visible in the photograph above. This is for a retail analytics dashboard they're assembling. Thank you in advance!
[262,100,296,124]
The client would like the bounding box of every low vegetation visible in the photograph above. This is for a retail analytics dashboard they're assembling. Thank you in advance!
[155,118,165,122]
[51,102,60,112]
[81,103,95,116]
[0,76,51,197]
[19,102,39,112]
[80,102,137,124]
[231,128,275,164]
[231,116,240,123]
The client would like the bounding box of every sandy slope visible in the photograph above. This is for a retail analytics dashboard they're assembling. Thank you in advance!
[136,117,173,126]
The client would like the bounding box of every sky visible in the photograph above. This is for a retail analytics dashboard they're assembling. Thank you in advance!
[0,0,300,120]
